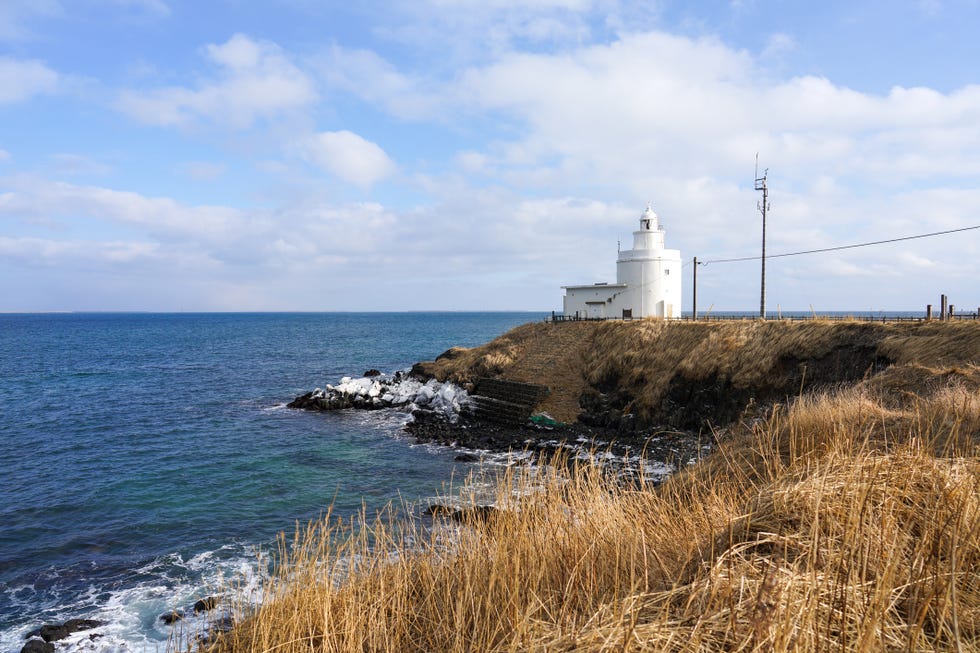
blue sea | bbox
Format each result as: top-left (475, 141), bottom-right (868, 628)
top-left (0, 312), bottom-right (545, 652)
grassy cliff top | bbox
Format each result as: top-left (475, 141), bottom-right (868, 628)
top-left (417, 319), bottom-right (980, 423)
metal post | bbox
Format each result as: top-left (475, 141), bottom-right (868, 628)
top-left (692, 256), bottom-right (698, 321)
top-left (926, 304), bottom-right (932, 320)
top-left (754, 157), bottom-right (769, 319)
top-left (941, 294), bottom-right (947, 321)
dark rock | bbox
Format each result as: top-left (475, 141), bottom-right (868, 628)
top-left (409, 362), bottom-right (434, 381)
top-left (423, 503), bottom-right (456, 517)
top-left (20, 640), bottom-right (54, 653)
top-left (363, 369), bottom-right (382, 377)
top-left (194, 596), bottom-right (219, 613)
top-left (286, 391), bottom-right (316, 409)
top-left (424, 504), bottom-right (502, 525)
top-left (453, 505), bottom-right (502, 525)
top-left (618, 413), bottom-right (637, 433)
top-left (659, 373), bottom-right (748, 430)
top-left (64, 619), bottom-right (104, 635)
top-left (25, 626), bottom-right (67, 643)
top-left (26, 619), bottom-right (104, 643)
top-left (454, 453), bottom-right (480, 462)
top-left (160, 610), bottom-right (184, 624)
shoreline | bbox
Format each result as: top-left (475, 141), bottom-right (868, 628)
top-left (15, 317), bottom-right (979, 653)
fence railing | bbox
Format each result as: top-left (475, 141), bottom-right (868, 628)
top-left (546, 312), bottom-right (980, 324)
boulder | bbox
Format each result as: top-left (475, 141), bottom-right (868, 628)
top-left (20, 640), bottom-right (54, 653)
top-left (194, 596), bottom-right (219, 613)
top-left (424, 504), bottom-right (502, 525)
top-left (160, 610), bottom-right (184, 625)
top-left (26, 626), bottom-right (68, 643)
top-left (363, 369), bottom-right (382, 377)
top-left (409, 362), bottom-right (434, 381)
top-left (26, 619), bottom-right (104, 643)
top-left (286, 391), bottom-right (316, 409)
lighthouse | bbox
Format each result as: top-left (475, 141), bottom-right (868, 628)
top-left (562, 205), bottom-right (682, 319)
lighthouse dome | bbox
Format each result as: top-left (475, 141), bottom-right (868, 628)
top-left (639, 204), bottom-right (660, 231)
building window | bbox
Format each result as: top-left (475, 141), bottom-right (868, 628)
top-left (664, 269), bottom-right (670, 275)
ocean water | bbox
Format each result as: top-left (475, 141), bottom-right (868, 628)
top-left (0, 312), bottom-right (544, 652)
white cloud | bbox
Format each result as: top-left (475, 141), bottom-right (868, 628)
top-left (0, 175), bottom-right (405, 270)
top-left (0, 149), bottom-right (10, 162)
top-left (418, 28), bottom-right (980, 199)
top-left (455, 150), bottom-right (489, 173)
top-left (116, 33), bottom-right (316, 128)
top-left (0, 57), bottom-right (59, 103)
top-left (302, 131), bottom-right (396, 188)
top-left (0, 175), bottom-right (246, 244)
top-left (0, 236), bottom-right (159, 265)
top-left (375, 0), bottom-right (655, 63)
top-left (317, 46), bottom-right (439, 120)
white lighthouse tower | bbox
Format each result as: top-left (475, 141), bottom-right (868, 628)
top-left (562, 205), bottom-right (682, 319)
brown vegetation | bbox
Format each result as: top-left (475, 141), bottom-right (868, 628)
top-left (419, 319), bottom-right (980, 424)
top-left (206, 320), bottom-right (980, 652)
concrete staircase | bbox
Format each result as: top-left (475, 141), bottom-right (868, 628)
top-left (469, 378), bottom-right (551, 425)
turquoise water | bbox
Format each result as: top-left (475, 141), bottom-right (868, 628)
top-left (0, 312), bottom-right (543, 651)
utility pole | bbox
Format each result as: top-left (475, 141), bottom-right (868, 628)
top-left (754, 155), bottom-right (770, 319)
top-left (692, 256), bottom-right (698, 320)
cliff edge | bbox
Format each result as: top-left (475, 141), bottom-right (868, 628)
top-left (413, 319), bottom-right (980, 431)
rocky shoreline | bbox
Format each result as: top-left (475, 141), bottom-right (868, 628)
top-left (17, 596), bottom-right (228, 653)
top-left (287, 367), bottom-right (710, 474)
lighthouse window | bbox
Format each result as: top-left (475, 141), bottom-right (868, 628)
top-left (664, 269), bottom-right (670, 275)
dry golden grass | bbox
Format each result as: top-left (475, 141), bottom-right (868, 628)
top-left (207, 380), bottom-right (980, 653)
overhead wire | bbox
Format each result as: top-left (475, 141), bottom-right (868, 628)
top-left (699, 224), bottom-right (980, 265)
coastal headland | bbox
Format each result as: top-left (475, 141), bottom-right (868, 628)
top-left (219, 318), bottom-right (979, 653)
top-left (293, 318), bottom-right (980, 457)
top-left (415, 318), bottom-right (980, 423)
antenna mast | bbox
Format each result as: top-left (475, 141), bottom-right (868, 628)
top-left (754, 154), bottom-right (770, 319)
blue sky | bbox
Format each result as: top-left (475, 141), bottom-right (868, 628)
top-left (2, 0), bottom-right (979, 312)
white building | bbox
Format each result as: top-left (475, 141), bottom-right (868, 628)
top-left (562, 205), bottom-right (682, 319)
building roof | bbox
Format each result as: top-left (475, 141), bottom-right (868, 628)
top-left (560, 283), bottom-right (628, 290)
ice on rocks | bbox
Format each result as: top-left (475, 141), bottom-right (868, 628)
top-left (305, 372), bottom-right (471, 422)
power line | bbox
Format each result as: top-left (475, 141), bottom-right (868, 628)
top-left (700, 224), bottom-right (980, 265)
